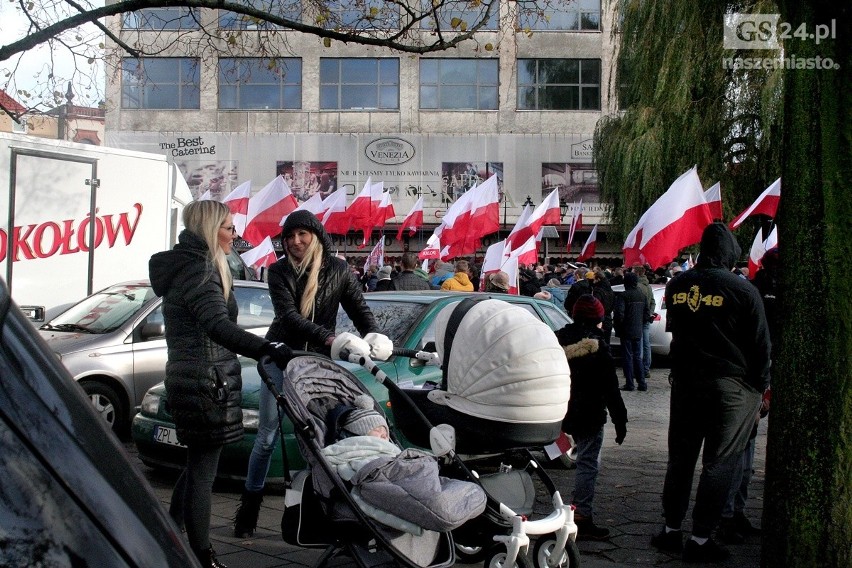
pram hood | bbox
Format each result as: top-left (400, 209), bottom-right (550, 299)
top-left (432, 298), bottom-right (571, 424)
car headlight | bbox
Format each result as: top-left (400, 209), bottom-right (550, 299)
top-left (242, 409), bottom-right (259, 431)
top-left (140, 392), bottom-right (161, 415)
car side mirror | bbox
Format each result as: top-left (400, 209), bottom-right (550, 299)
top-left (140, 322), bottom-right (165, 340)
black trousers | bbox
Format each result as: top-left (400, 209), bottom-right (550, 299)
top-left (661, 376), bottom-right (761, 537)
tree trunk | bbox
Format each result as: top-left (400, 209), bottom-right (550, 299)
top-left (762, 3), bottom-right (851, 567)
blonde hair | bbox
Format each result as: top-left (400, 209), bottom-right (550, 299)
top-left (182, 200), bottom-right (233, 299)
top-left (288, 234), bottom-right (323, 317)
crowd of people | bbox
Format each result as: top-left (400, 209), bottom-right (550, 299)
top-left (151, 214), bottom-right (774, 566)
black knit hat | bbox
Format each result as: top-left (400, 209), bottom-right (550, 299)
top-left (280, 210), bottom-right (333, 253)
top-left (572, 294), bottom-right (605, 324)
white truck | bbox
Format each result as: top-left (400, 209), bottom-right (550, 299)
top-left (0, 132), bottom-right (192, 321)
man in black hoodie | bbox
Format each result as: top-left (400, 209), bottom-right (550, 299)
top-left (651, 222), bottom-right (770, 563)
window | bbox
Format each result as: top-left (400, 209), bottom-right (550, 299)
top-left (518, 0), bottom-right (601, 31)
top-left (319, 0), bottom-right (399, 30)
top-left (123, 8), bottom-right (200, 30)
top-left (320, 58), bottom-right (399, 110)
top-left (219, 58), bottom-right (302, 109)
top-left (219, 0), bottom-right (301, 29)
top-left (121, 58), bottom-right (200, 110)
top-left (517, 59), bottom-right (601, 110)
top-left (420, 59), bottom-right (498, 110)
top-left (420, 0), bottom-right (498, 31)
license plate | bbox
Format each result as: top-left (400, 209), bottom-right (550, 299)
top-left (153, 425), bottom-right (185, 447)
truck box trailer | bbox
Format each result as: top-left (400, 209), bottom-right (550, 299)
top-left (1, 133), bottom-right (191, 321)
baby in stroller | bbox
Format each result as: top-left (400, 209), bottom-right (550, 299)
top-left (321, 394), bottom-right (487, 536)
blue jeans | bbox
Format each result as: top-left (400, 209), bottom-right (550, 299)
top-left (722, 436), bottom-right (757, 518)
top-left (244, 361), bottom-right (284, 493)
top-left (641, 322), bottom-right (652, 376)
top-left (621, 338), bottom-right (644, 389)
top-left (572, 428), bottom-right (605, 518)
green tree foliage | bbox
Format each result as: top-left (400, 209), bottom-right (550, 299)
top-left (594, 0), bottom-right (782, 241)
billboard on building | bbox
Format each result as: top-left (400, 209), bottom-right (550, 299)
top-left (275, 161), bottom-right (338, 201)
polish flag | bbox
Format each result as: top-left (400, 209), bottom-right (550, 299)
top-left (434, 187), bottom-right (475, 246)
top-left (729, 177), bottom-right (781, 230)
top-left (468, 175), bottom-right (501, 236)
top-left (240, 236), bottom-right (279, 270)
top-left (198, 189), bottom-right (213, 201)
top-left (279, 192), bottom-right (324, 226)
top-left (501, 255), bottom-right (520, 295)
top-left (223, 180), bottom-right (252, 235)
top-left (396, 196), bottom-right (424, 240)
top-left (418, 233), bottom-right (441, 260)
top-left (479, 239), bottom-right (507, 290)
top-left (704, 182), bottom-right (723, 221)
top-left (622, 207), bottom-right (649, 266)
top-left (566, 200), bottom-right (584, 250)
top-left (507, 204), bottom-right (532, 243)
top-left (506, 235), bottom-right (538, 266)
top-left (372, 190), bottom-right (395, 227)
top-left (242, 176), bottom-right (298, 246)
top-left (764, 224), bottom-right (778, 251)
top-left (635, 166), bottom-right (713, 269)
top-left (747, 227), bottom-right (765, 279)
top-left (577, 224), bottom-right (598, 263)
top-left (505, 188), bottom-right (561, 248)
top-left (348, 178), bottom-right (383, 243)
top-left (320, 186), bottom-right (351, 235)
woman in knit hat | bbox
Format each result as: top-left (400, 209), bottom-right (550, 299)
top-left (234, 210), bottom-right (392, 537)
top-left (555, 294), bottom-right (628, 542)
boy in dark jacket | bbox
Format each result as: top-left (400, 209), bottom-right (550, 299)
top-left (556, 295), bottom-right (628, 541)
top-left (613, 272), bottom-right (651, 390)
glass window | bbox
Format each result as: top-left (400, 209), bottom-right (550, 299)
top-left (336, 301), bottom-right (429, 344)
top-left (419, 59), bottom-right (498, 110)
top-left (518, 0), bottom-right (600, 31)
top-left (121, 58), bottom-right (200, 110)
top-left (517, 59), bottom-right (601, 110)
top-left (420, 0), bottom-right (499, 31)
top-left (320, 58), bottom-right (399, 110)
top-left (219, 0), bottom-right (301, 29)
top-left (319, 0), bottom-right (399, 30)
top-left (219, 58), bottom-right (302, 109)
top-left (123, 8), bottom-right (200, 30)
top-left (234, 286), bottom-right (275, 329)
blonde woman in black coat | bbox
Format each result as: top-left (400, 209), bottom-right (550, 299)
top-left (149, 200), bottom-right (290, 568)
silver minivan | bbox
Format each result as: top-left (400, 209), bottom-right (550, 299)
top-left (39, 280), bottom-right (274, 434)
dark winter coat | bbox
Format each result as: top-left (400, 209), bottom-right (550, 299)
top-left (374, 278), bottom-right (395, 292)
top-left (393, 270), bottom-right (432, 291)
top-left (266, 216), bottom-right (377, 354)
top-left (666, 222), bottom-right (771, 392)
top-left (556, 323), bottom-right (627, 439)
top-left (564, 279), bottom-right (592, 315)
top-left (149, 230), bottom-right (268, 447)
top-left (613, 274), bottom-right (650, 340)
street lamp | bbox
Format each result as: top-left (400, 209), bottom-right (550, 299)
top-left (559, 198), bottom-right (570, 221)
top-left (523, 195), bottom-right (535, 207)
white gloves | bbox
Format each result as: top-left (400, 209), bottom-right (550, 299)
top-left (363, 332), bottom-right (394, 361)
top-left (330, 332), bottom-right (371, 360)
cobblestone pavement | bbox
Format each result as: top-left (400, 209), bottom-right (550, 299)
top-left (126, 368), bottom-right (766, 568)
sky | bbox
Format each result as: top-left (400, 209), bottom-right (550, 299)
top-left (0, 2), bottom-right (105, 109)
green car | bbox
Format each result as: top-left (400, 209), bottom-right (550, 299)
top-left (131, 290), bottom-right (572, 480)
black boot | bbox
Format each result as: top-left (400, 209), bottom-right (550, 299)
top-left (233, 489), bottom-right (264, 538)
top-left (195, 546), bottom-right (228, 568)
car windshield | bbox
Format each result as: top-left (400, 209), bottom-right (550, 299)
top-left (41, 284), bottom-right (156, 334)
top-left (336, 299), bottom-right (429, 344)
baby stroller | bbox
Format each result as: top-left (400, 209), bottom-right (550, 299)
top-left (257, 351), bottom-right (486, 568)
top-left (340, 297), bottom-right (580, 568)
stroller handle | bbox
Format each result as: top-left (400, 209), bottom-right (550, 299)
top-left (392, 347), bottom-right (421, 358)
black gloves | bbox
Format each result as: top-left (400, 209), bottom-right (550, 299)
top-left (614, 422), bottom-right (627, 445)
top-left (263, 341), bottom-right (293, 369)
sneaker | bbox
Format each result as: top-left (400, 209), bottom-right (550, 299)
top-left (716, 518), bottom-right (745, 544)
top-left (575, 516), bottom-right (610, 541)
top-left (732, 511), bottom-right (761, 535)
top-left (651, 528), bottom-right (683, 553)
top-left (682, 538), bottom-right (730, 563)
top-left (644, 372), bottom-right (651, 379)
top-left (621, 385), bottom-right (635, 391)
top-left (638, 385), bottom-right (648, 391)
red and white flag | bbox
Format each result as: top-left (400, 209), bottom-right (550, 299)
top-left (501, 255), bottom-right (520, 295)
top-left (567, 200), bottom-right (584, 250)
top-left (747, 227), bottom-right (765, 279)
top-left (505, 188), bottom-right (561, 248)
top-left (280, 192), bottom-right (324, 226)
top-left (764, 224), bottom-right (778, 251)
top-left (577, 224), bottom-right (598, 263)
top-left (396, 196), bottom-right (424, 240)
top-left (418, 233), bottom-right (442, 260)
top-left (240, 236), bottom-right (279, 270)
top-left (704, 182), bottom-right (723, 221)
top-left (365, 236), bottom-right (386, 269)
top-left (223, 180), bottom-right (252, 235)
top-left (629, 166), bottom-right (713, 269)
top-left (468, 175), bottom-right (501, 236)
top-left (320, 186), bottom-right (351, 235)
top-left (729, 177), bottom-right (781, 230)
top-left (507, 204), bottom-right (532, 243)
top-left (349, 178), bottom-right (384, 246)
top-left (242, 176), bottom-right (298, 245)
top-left (372, 190), bottom-right (395, 227)
top-left (506, 235), bottom-right (538, 267)
top-left (479, 239), bottom-right (507, 290)
top-left (434, 187), bottom-right (475, 245)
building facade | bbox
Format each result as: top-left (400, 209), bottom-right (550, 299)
top-left (104, 1), bottom-right (618, 260)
